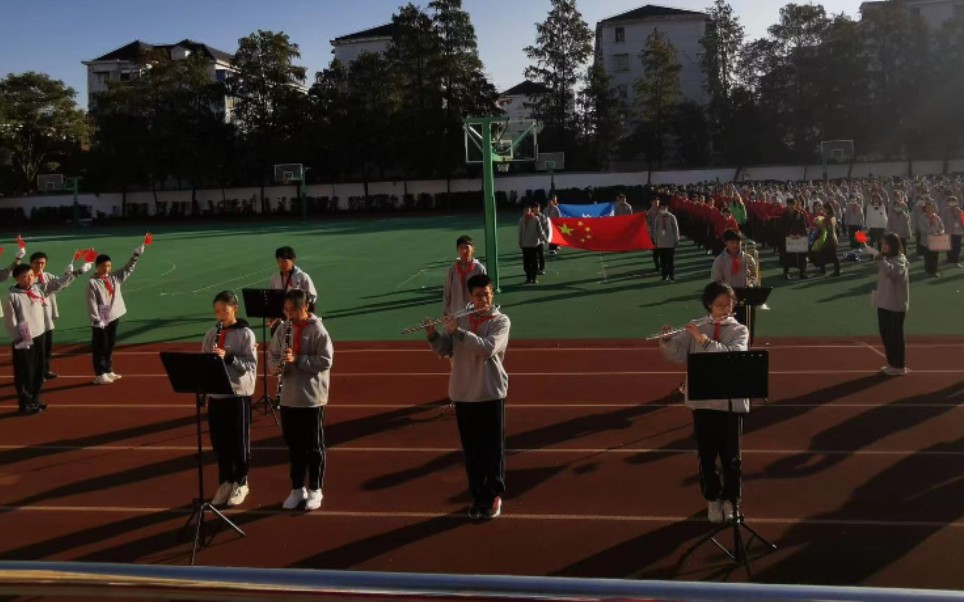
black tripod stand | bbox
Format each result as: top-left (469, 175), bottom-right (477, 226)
top-left (684, 350), bottom-right (777, 578)
top-left (242, 288), bottom-right (284, 425)
top-left (160, 352), bottom-right (246, 565)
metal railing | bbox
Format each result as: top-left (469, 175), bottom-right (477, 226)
top-left (1, 562), bottom-right (963, 602)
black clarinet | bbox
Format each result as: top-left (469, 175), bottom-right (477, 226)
top-left (213, 320), bottom-right (224, 351)
top-left (276, 321), bottom-right (293, 404)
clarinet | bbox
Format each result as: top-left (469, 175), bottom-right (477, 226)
top-left (276, 321), bottom-right (293, 403)
top-left (213, 320), bottom-right (224, 352)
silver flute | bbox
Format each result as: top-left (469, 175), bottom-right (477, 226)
top-left (276, 322), bottom-right (293, 402)
top-left (400, 304), bottom-right (490, 334)
top-left (644, 316), bottom-right (716, 341)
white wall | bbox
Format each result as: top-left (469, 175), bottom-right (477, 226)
top-left (3, 159), bottom-right (961, 216)
top-left (332, 40), bottom-right (390, 65)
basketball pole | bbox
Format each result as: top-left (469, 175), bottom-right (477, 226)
top-left (465, 116), bottom-right (501, 293)
top-left (65, 177), bottom-right (82, 226)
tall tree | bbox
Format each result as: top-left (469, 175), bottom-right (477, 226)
top-left (229, 30), bottom-right (307, 208)
top-left (577, 62), bottom-right (623, 169)
top-left (524, 0), bottom-right (593, 155)
top-left (0, 72), bottom-right (87, 194)
top-left (634, 29), bottom-right (682, 170)
top-left (700, 0), bottom-right (744, 162)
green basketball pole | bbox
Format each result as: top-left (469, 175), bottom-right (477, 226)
top-left (465, 116), bottom-right (502, 292)
top-left (65, 177), bottom-right (82, 226)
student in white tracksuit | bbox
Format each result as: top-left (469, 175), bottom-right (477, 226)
top-left (86, 245), bottom-right (145, 384)
top-left (865, 197), bottom-right (888, 251)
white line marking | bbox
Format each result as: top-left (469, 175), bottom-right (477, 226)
top-left (597, 253), bottom-right (608, 283)
top-left (0, 505), bottom-right (960, 528)
top-left (1, 403), bottom-right (958, 410)
top-left (123, 261), bottom-right (177, 294)
top-left (190, 266), bottom-right (279, 294)
top-left (857, 340), bottom-right (887, 359)
top-left (0, 444), bottom-right (959, 457)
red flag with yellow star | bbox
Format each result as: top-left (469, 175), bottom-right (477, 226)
top-left (549, 213), bottom-right (654, 252)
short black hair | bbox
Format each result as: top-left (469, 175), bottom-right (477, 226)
top-left (456, 235), bottom-right (474, 248)
top-left (882, 232), bottom-right (904, 257)
top-left (722, 229), bottom-right (743, 243)
top-left (284, 288), bottom-right (308, 310)
top-left (12, 264), bottom-right (31, 279)
top-left (701, 281), bottom-right (735, 313)
top-left (95, 254), bottom-right (111, 266)
top-left (466, 273), bottom-right (493, 293)
top-left (529, 201), bottom-right (541, 209)
top-left (29, 252), bottom-right (47, 263)
top-left (213, 290), bottom-right (238, 306)
top-left (275, 246), bottom-right (296, 260)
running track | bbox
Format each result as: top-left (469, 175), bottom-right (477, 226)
top-left (0, 338), bottom-right (961, 587)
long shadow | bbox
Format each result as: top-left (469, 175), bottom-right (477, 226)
top-left (754, 380), bottom-right (964, 479)
top-left (289, 511), bottom-right (465, 569)
top-left (550, 511), bottom-right (707, 579)
top-left (625, 374), bottom-right (887, 469)
top-left (363, 394), bottom-right (677, 494)
top-left (753, 435), bottom-right (964, 585)
top-left (0, 381), bottom-right (99, 403)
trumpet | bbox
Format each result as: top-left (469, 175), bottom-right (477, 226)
top-left (743, 239), bottom-right (761, 287)
top-left (644, 316), bottom-right (716, 341)
top-left (400, 304), bottom-right (493, 334)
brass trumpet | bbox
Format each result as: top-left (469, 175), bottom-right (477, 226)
top-left (400, 304), bottom-right (493, 334)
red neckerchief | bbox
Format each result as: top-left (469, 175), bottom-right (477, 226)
top-left (100, 275), bottom-right (114, 298)
top-left (23, 287), bottom-right (47, 306)
top-left (218, 326), bottom-right (230, 349)
top-left (524, 214), bottom-right (532, 223)
top-left (728, 250), bottom-right (741, 275)
top-left (455, 260), bottom-right (474, 292)
top-left (713, 321), bottom-right (721, 342)
top-left (36, 272), bottom-right (45, 285)
top-left (469, 311), bottom-right (495, 334)
top-left (291, 317), bottom-right (311, 355)
top-left (282, 270), bottom-right (293, 291)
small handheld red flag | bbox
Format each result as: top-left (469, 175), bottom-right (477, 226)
top-left (855, 231), bottom-right (868, 245)
top-left (84, 248), bottom-right (98, 263)
top-left (17, 235), bottom-right (25, 249)
top-left (144, 232), bottom-right (153, 246)
top-left (73, 249), bottom-right (84, 261)
top-left (0, 247), bottom-right (4, 256)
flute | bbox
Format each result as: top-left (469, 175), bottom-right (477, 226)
top-left (644, 316), bottom-right (716, 341)
top-left (400, 305), bottom-right (491, 334)
top-left (276, 322), bottom-right (293, 403)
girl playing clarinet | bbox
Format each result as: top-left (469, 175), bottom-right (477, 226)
top-left (201, 291), bottom-right (258, 506)
top-left (658, 282), bottom-right (749, 524)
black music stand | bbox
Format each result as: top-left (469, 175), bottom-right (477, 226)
top-left (159, 352), bottom-right (246, 566)
top-left (684, 350), bottom-right (776, 578)
top-left (733, 287), bottom-right (772, 347)
top-left (242, 288), bottom-right (284, 425)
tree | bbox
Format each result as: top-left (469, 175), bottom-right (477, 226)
top-left (229, 30), bottom-right (307, 208)
top-left (524, 0), bottom-right (593, 155)
top-left (633, 29), bottom-right (682, 171)
top-left (577, 62), bottom-right (623, 169)
top-left (700, 0), bottom-right (744, 162)
top-left (0, 72), bottom-right (87, 195)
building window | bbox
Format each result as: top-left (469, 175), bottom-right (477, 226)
top-left (615, 27), bottom-right (625, 43)
top-left (216, 69), bottom-right (228, 83)
top-left (613, 54), bottom-right (630, 72)
top-left (909, 6), bottom-right (921, 19)
top-left (119, 71), bottom-right (132, 82)
top-left (616, 84), bottom-right (628, 101)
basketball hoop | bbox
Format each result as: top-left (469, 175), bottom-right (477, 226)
top-left (496, 163), bottom-right (510, 173)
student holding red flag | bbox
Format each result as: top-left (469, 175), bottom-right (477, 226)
top-left (85, 236), bottom-right (148, 385)
top-left (29, 250), bottom-right (90, 380)
top-left (0, 244), bottom-right (27, 323)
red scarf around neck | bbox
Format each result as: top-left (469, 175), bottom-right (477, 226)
top-left (23, 287), bottom-right (47, 306)
top-left (728, 250), bottom-right (741, 275)
top-left (469, 311), bottom-right (495, 334)
top-left (455, 260), bottom-right (474, 292)
top-left (291, 317), bottom-right (311, 355)
top-left (100, 275), bottom-right (114, 298)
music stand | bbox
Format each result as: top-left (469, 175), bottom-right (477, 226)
top-left (242, 288), bottom-right (284, 425)
top-left (733, 287), bottom-right (772, 347)
top-left (159, 352), bottom-right (246, 566)
top-left (684, 350), bottom-right (776, 578)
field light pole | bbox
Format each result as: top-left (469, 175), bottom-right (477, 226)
top-left (464, 116), bottom-right (503, 292)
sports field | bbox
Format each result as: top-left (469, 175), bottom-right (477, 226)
top-left (3, 212), bottom-right (962, 345)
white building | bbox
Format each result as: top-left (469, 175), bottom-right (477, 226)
top-left (497, 80), bottom-right (550, 122)
top-left (83, 40), bottom-right (236, 119)
top-left (860, 0), bottom-right (964, 29)
top-left (330, 24), bottom-right (393, 65)
top-left (595, 5), bottom-right (709, 108)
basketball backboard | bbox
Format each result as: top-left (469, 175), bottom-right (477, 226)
top-left (37, 174), bottom-right (64, 192)
top-left (465, 119), bottom-right (538, 165)
top-left (820, 140), bottom-right (855, 164)
top-left (536, 152), bottom-right (565, 172)
top-left (273, 163), bottom-right (304, 183)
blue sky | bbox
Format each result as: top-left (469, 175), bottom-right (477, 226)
top-left (0, 0), bottom-right (866, 108)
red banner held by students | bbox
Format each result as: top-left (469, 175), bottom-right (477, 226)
top-left (549, 213), bottom-right (654, 252)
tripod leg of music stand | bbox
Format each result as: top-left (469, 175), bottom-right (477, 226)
top-left (741, 522), bottom-right (778, 551)
top-left (190, 504), bottom-right (206, 566)
top-left (205, 502), bottom-right (246, 537)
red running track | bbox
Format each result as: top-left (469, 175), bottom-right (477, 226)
top-left (0, 337), bottom-right (961, 588)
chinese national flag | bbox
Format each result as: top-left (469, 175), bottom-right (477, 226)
top-left (549, 213), bottom-right (654, 252)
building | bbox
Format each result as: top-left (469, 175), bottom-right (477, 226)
top-left (497, 80), bottom-right (550, 122)
top-left (330, 24), bottom-right (393, 66)
top-left (860, 0), bottom-right (964, 29)
top-left (595, 5), bottom-right (709, 108)
top-left (83, 40), bottom-right (236, 119)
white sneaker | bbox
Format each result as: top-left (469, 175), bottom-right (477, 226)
top-left (884, 366), bottom-right (908, 376)
top-left (227, 482), bottom-right (249, 507)
top-left (721, 499), bottom-right (736, 523)
top-left (305, 488), bottom-right (323, 511)
top-left (107, 372), bottom-right (122, 381)
top-left (211, 482), bottom-right (232, 506)
top-left (707, 499), bottom-right (724, 524)
top-left (92, 374), bottom-right (113, 385)
top-left (282, 487), bottom-right (307, 510)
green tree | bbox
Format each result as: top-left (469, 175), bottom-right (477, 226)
top-left (577, 62), bottom-right (623, 169)
top-left (229, 30), bottom-right (307, 208)
top-left (0, 72), bottom-right (87, 195)
top-left (524, 0), bottom-right (593, 155)
top-left (634, 29), bottom-right (682, 171)
top-left (700, 0), bottom-right (744, 162)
